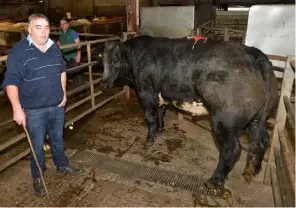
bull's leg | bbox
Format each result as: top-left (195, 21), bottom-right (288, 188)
top-left (206, 121), bottom-right (241, 189)
top-left (243, 120), bottom-right (270, 183)
top-left (156, 105), bottom-right (166, 132)
top-left (138, 91), bottom-right (158, 147)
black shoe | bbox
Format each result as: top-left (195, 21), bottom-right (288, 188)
top-left (57, 166), bottom-right (81, 176)
top-left (33, 178), bottom-right (46, 197)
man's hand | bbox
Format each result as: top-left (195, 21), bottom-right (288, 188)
top-left (13, 107), bottom-right (26, 127)
top-left (75, 54), bottom-right (81, 63)
top-left (58, 91), bottom-right (67, 107)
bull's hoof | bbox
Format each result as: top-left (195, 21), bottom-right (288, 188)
top-left (144, 138), bottom-right (155, 147)
top-left (204, 179), bottom-right (221, 190)
top-left (243, 160), bottom-right (256, 184)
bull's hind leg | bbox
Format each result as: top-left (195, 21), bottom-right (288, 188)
top-left (243, 120), bottom-right (270, 183)
top-left (206, 121), bottom-right (241, 189)
top-left (157, 105), bottom-right (166, 132)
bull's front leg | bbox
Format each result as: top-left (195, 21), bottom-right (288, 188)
top-left (138, 91), bottom-right (158, 147)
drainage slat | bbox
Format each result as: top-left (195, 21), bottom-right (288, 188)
top-left (70, 150), bottom-right (218, 197)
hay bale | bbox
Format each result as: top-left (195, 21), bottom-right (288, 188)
top-left (69, 18), bottom-right (91, 26)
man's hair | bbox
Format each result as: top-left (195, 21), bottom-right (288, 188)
top-left (28, 13), bottom-right (49, 24)
top-left (60, 18), bottom-right (69, 23)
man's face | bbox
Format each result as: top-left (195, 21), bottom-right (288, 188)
top-left (28, 18), bottom-right (50, 46)
top-left (60, 20), bottom-right (68, 32)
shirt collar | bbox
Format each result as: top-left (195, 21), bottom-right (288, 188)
top-left (27, 34), bottom-right (54, 50)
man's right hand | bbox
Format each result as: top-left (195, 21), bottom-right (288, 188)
top-left (13, 107), bottom-right (26, 127)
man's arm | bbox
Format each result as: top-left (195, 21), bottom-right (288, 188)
top-left (58, 72), bottom-right (67, 107)
top-left (2, 51), bottom-right (26, 126)
top-left (74, 38), bottom-right (81, 63)
top-left (6, 85), bottom-right (26, 126)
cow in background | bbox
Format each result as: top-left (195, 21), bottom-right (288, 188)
top-left (102, 35), bottom-right (278, 189)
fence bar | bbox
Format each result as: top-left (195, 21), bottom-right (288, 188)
top-left (0, 133), bottom-right (25, 152)
top-left (283, 95), bottom-right (295, 130)
top-left (0, 118), bottom-right (13, 128)
top-left (67, 60), bottom-right (98, 73)
top-left (50, 32), bottom-right (115, 37)
top-left (0, 148), bottom-right (30, 172)
top-left (64, 90), bottom-right (125, 128)
top-left (67, 77), bottom-right (102, 96)
top-left (264, 56), bottom-right (295, 185)
top-left (278, 129), bottom-right (295, 191)
top-left (271, 164), bottom-right (282, 207)
top-left (267, 55), bottom-right (287, 62)
top-left (65, 91), bottom-right (103, 113)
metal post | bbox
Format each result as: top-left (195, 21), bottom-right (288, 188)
top-left (126, 0), bottom-right (139, 35)
top-left (87, 43), bottom-right (95, 108)
top-left (224, 27), bottom-right (229, 41)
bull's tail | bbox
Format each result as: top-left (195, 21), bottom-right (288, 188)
top-left (256, 59), bottom-right (272, 140)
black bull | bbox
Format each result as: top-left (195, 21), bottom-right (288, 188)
top-left (102, 36), bottom-right (278, 189)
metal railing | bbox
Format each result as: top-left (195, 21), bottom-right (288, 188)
top-left (198, 20), bottom-right (246, 43)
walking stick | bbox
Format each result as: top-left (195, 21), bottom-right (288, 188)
top-left (23, 125), bottom-right (49, 195)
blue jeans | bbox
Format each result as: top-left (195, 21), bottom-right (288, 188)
top-left (24, 105), bottom-right (69, 179)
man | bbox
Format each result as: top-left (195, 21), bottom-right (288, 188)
top-left (2, 13), bottom-right (80, 197)
top-left (57, 18), bottom-right (83, 87)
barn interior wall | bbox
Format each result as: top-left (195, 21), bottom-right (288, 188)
top-left (43, 0), bottom-right (151, 21)
top-left (0, 4), bottom-right (44, 22)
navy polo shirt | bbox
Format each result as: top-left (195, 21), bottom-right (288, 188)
top-left (2, 36), bottom-right (67, 109)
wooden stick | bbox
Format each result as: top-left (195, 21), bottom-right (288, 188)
top-left (23, 125), bottom-right (49, 195)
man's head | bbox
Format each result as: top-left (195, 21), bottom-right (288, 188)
top-left (27, 13), bottom-right (50, 46)
top-left (60, 18), bottom-right (69, 32)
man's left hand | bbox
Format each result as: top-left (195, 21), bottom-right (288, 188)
top-left (58, 92), bottom-right (67, 107)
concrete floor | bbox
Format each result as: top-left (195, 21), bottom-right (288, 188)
top-left (0, 90), bottom-right (275, 207)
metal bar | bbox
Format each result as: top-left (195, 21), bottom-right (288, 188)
top-left (65, 91), bottom-right (102, 113)
top-left (278, 129), bottom-right (295, 191)
top-left (0, 118), bottom-right (13, 128)
top-left (0, 148), bottom-right (30, 172)
top-left (60, 36), bottom-right (121, 50)
top-left (50, 32), bottom-right (116, 37)
top-left (283, 95), bottom-right (295, 130)
top-left (67, 60), bottom-right (99, 73)
top-left (67, 77), bottom-right (102, 96)
top-left (0, 133), bottom-right (25, 152)
top-left (87, 43), bottom-right (95, 108)
top-left (84, 72), bottom-right (102, 76)
top-left (202, 26), bottom-right (245, 34)
top-left (64, 90), bottom-right (125, 128)
top-left (267, 55), bottom-right (287, 62)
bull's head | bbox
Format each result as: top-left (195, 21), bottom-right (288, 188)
top-left (102, 40), bottom-right (128, 88)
